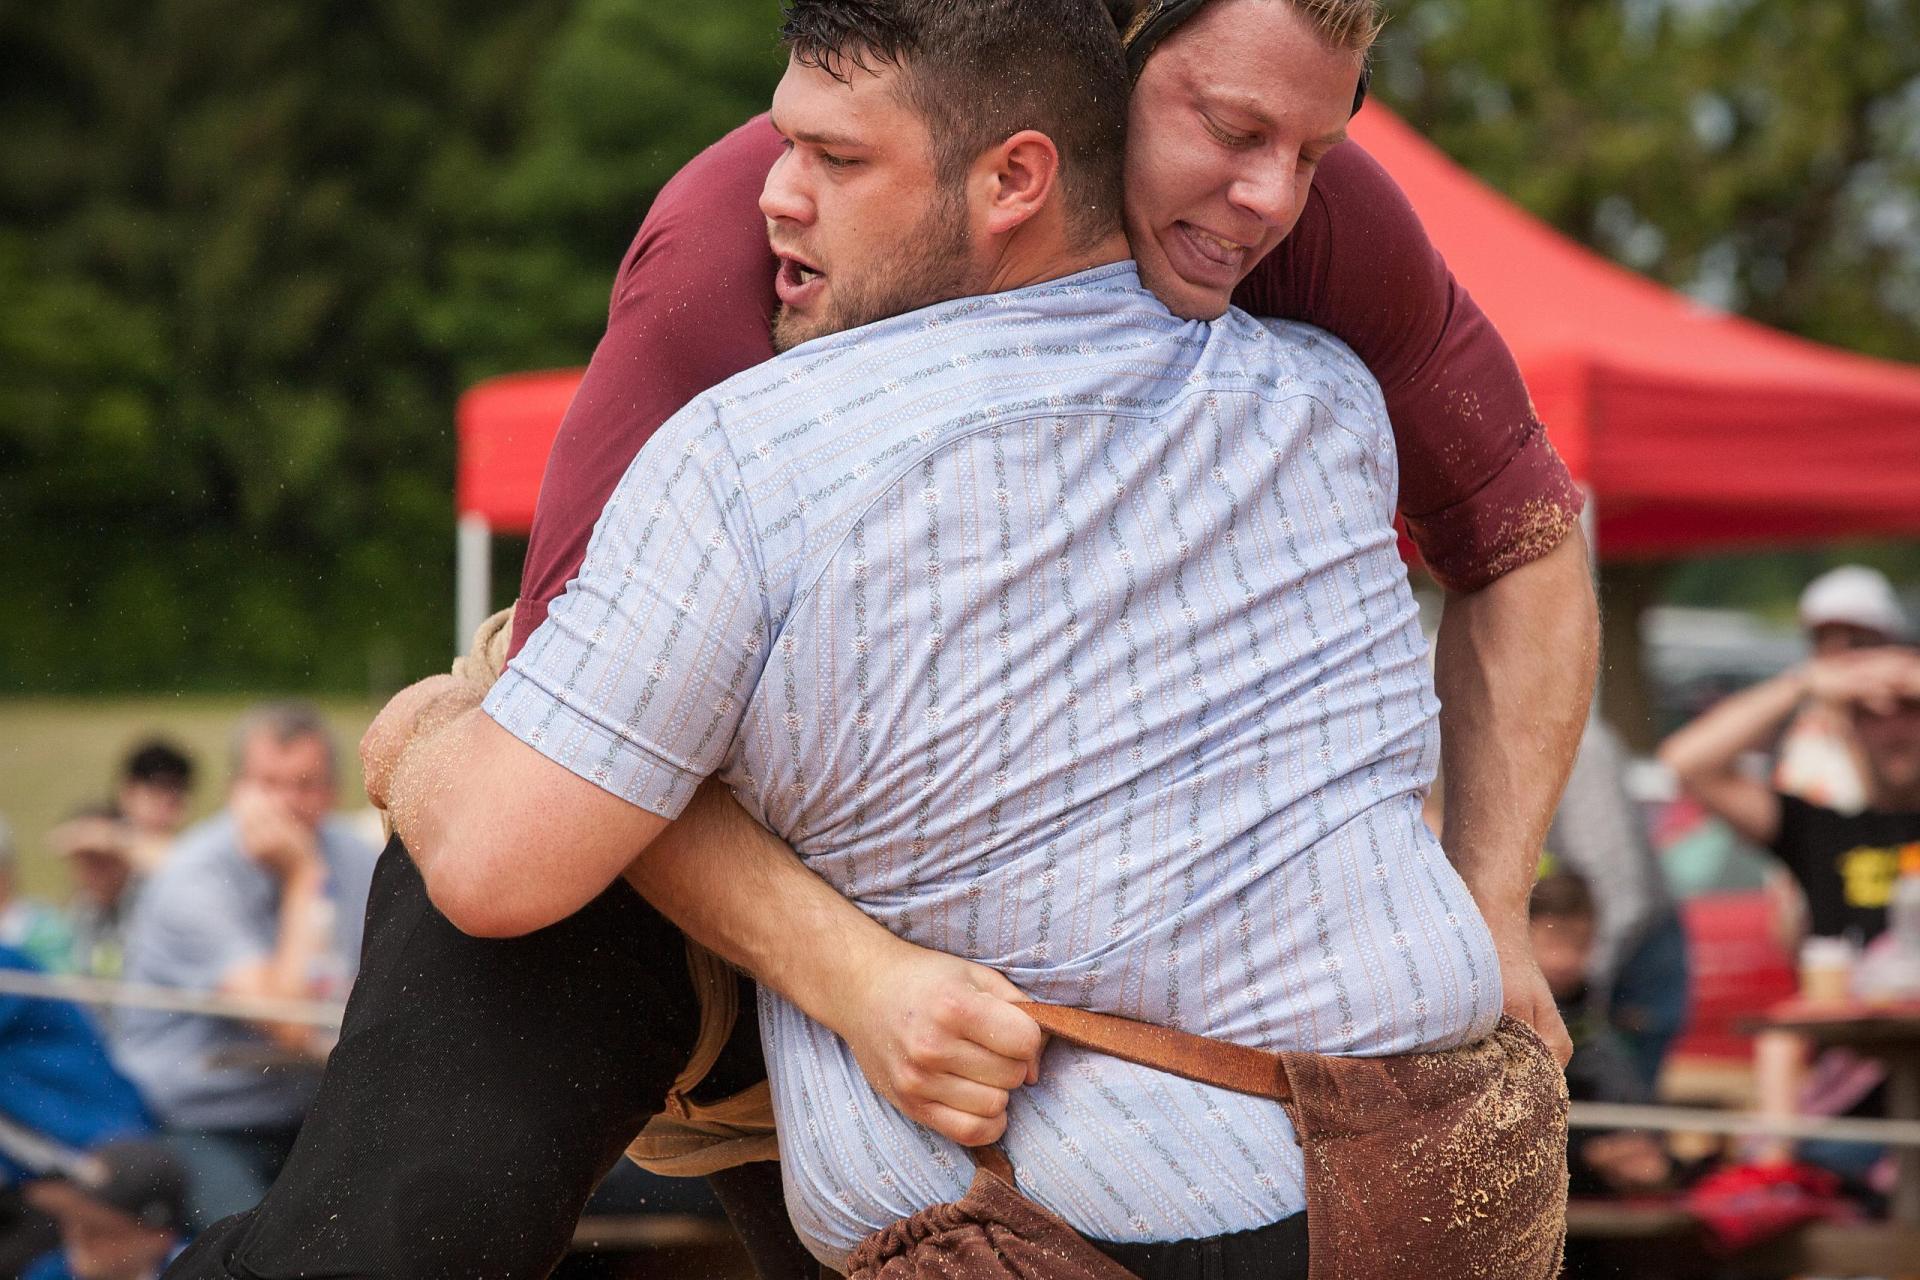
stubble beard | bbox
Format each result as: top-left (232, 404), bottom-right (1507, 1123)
top-left (771, 191), bottom-right (974, 354)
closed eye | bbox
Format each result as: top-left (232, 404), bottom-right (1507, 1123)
top-left (1205, 119), bottom-right (1260, 149)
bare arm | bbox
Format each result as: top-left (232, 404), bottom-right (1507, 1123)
top-left (624, 781), bottom-right (1043, 1146)
top-left (363, 676), bottom-right (1043, 1144)
top-left (381, 692), bottom-right (670, 938)
top-left (1435, 528), bottom-right (1598, 1065)
top-left (1656, 668), bottom-right (1801, 845)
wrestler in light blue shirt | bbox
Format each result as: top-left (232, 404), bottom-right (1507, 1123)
top-left (489, 262), bottom-right (1501, 1265)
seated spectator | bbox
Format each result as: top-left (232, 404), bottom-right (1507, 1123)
top-left (1, 815), bottom-right (73, 974)
top-left (21, 1140), bottom-right (188, 1280)
top-left (0, 945), bottom-right (153, 1276)
top-left (1532, 869), bottom-right (1674, 1197)
top-left (113, 703), bottom-right (377, 1228)
top-left (50, 809), bottom-right (142, 983)
top-left (113, 741), bottom-right (195, 873)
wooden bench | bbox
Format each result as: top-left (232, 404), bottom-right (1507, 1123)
top-left (1566, 1200), bottom-right (1920, 1279)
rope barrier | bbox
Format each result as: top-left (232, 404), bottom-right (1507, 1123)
top-left (0, 969), bottom-right (344, 1029)
top-left (6, 970), bottom-right (1920, 1149)
top-left (1567, 1100), bottom-right (1920, 1149)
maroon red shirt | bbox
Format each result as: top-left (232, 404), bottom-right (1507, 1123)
top-left (508, 115), bottom-right (1580, 660)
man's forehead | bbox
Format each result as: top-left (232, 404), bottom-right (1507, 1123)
top-left (770, 54), bottom-right (918, 145)
top-left (1150, 8), bottom-right (1361, 133)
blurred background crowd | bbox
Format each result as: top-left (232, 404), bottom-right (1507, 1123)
top-left (3, 566), bottom-right (1916, 1278)
top-left (4, 1), bottom-right (1920, 1278)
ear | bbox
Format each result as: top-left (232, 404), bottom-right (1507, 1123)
top-left (977, 129), bottom-right (1062, 237)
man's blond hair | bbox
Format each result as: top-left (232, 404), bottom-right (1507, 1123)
top-left (1287, 0), bottom-right (1385, 51)
top-left (1114, 0), bottom-right (1384, 55)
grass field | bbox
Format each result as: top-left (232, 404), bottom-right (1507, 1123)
top-left (0, 697), bottom-right (383, 899)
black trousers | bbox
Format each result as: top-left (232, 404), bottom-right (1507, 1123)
top-left (163, 838), bottom-right (1307, 1280)
top-left (1096, 1211), bottom-right (1309, 1280)
top-left (164, 836), bottom-right (814, 1280)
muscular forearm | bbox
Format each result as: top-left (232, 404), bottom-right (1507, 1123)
top-left (384, 690), bottom-right (668, 937)
top-left (624, 781), bottom-right (1044, 1145)
top-left (1435, 529), bottom-right (1598, 920)
top-left (621, 779), bottom-right (911, 1036)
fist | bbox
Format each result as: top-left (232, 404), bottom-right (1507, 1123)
top-left (360, 673), bottom-right (481, 810)
top-left (842, 950), bottom-right (1045, 1148)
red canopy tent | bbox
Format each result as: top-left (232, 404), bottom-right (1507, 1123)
top-left (451, 105), bottom-right (1920, 645)
top-left (1344, 105), bottom-right (1920, 560)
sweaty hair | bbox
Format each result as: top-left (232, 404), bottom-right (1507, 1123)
top-left (780, 0), bottom-right (1129, 248)
top-left (122, 738), bottom-right (195, 791)
top-left (1105, 0), bottom-right (1385, 53)
top-left (1529, 869), bottom-right (1596, 923)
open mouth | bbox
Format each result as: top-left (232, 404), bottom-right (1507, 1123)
top-left (774, 252), bottom-right (828, 308)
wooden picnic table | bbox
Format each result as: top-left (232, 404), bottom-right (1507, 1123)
top-left (1755, 998), bottom-right (1920, 1226)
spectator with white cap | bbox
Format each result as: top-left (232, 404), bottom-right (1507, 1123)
top-left (1800, 564), bottom-right (1913, 654)
top-left (1661, 636), bottom-right (1920, 1176)
top-left (1778, 565), bottom-right (1914, 813)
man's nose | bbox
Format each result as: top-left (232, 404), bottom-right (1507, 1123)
top-left (759, 152), bottom-right (814, 226)
top-left (1227, 154), bottom-right (1301, 229)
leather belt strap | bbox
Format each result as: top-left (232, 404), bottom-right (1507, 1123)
top-left (1012, 1002), bottom-right (1293, 1103)
top-left (969, 1002), bottom-right (1294, 1187)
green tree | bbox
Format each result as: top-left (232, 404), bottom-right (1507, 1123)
top-left (0, 0), bottom-right (782, 694)
top-left (1374, 0), bottom-right (1920, 361)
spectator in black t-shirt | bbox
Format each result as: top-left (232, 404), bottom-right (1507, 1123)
top-left (1661, 644), bottom-right (1920, 1177)
top-left (1660, 645), bottom-right (1920, 943)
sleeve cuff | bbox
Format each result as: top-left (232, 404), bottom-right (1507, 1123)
top-left (1405, 424), bottom-right (1585, 593)
top-left (484, 666), bottom-right (706, 821)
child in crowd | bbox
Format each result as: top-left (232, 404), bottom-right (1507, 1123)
top-left (1531, 867), bottom-right (1675, 1196)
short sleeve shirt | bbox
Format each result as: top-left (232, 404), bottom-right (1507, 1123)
top-left (113, 812), bottom-right (378, 1130)
top-left (1770, 795), bottom-right (1920, 940)
top-left (506, 116), bottom-right (1581, 660)
top-left (490, 265), bottom-right (1501, 1261)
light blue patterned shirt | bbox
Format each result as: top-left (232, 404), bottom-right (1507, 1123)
top-left (489, 262), bottom-right (1502, 1264)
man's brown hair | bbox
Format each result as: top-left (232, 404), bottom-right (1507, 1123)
top-left (780, 0), bottom-right (1129, 248)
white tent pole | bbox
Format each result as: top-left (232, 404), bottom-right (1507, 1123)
top-left (456, 513), bottom-right (492, 656)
